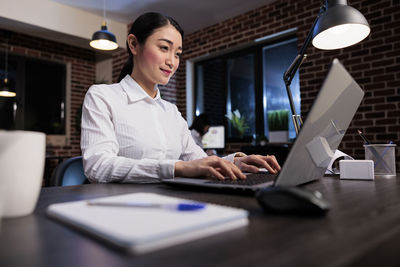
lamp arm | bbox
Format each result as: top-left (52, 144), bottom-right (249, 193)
top-left (284, 5), bottom-right (326, 84)
top-left (283, 5), bottom-right (326, 134)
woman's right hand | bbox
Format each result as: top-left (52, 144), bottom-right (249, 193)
top-left (174, 156), bottom-right (246, 180)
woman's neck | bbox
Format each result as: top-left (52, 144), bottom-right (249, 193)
top-left (130, 73), bottom-right (157, 98)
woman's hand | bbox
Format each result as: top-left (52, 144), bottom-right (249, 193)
top-left (234, 154), bottom-right (281, 174)
top-left (175, 156), bottom-right (246, 180)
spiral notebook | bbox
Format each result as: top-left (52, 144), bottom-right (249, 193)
top-left (46, 193), bottom-right (248, 254)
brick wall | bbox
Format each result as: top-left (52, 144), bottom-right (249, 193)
top-left (112, 0), bottom-right (399, 171)
top-left (171, 0), bottom-right (399, 171)
top-left (0, 29), bottom-right (96, 182)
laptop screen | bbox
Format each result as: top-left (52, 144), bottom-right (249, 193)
top-left (275, 59), bottom-right (364, 186)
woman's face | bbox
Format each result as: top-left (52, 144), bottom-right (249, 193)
top-left (130, 24), bottom-right (182, 87)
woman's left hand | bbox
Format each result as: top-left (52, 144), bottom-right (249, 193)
top-left (234, 154), bottom-right (281, 174)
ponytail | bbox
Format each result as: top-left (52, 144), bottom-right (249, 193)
top-left (118, 54), bottom-right (133, 82)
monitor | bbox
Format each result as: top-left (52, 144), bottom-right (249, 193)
top-left (202, 126), bottom-right (225, 149)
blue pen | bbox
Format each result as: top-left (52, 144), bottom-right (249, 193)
top-left (87, 201), bottom-right (206, 211)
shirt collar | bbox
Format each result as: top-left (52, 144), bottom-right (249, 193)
top-left (120, 75), bottom-right (166, 110)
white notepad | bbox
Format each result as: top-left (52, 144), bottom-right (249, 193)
top-left (47, 193), bottom-right (249, 254)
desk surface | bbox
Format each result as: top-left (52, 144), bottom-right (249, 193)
top-left (1, 176), bottom-right (400, 267)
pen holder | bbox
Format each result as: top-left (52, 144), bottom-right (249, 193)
top-left (364, 144), bottom-right (396, 178)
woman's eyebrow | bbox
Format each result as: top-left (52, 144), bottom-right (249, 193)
top-left (158, 38), bottom-right (182, 50)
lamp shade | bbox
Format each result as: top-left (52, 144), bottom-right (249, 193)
top-left (90, 23), bottom-right (118, 51)
top-left (312, 1), bottom-right (370, 50)
top-left (0, 78), bottom-right (16, 98)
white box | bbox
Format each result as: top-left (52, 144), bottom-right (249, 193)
top-left (339, 160), bottom-right (374, 180)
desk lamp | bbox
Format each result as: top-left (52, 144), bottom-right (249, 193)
top-left (283, 0), bottom-right (370, 134)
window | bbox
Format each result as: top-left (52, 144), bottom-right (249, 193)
top-left (0, 53), bottom-right (67, 138)
top-left (194, 35), bottom-right (300, 141)
top-left (226, 53), bottom-right (256, 138)
top-left (262, 38), bottom-right (300, 140)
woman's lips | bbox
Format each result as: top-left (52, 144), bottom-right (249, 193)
top-left (160, 68), bottom-right (172, 76)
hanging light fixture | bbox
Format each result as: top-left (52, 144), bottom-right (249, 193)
top-left (1, 36), bottom-right (16, 98)
top-left (89, 0), bottom-right (118, 51)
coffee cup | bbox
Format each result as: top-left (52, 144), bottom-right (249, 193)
top-left (0, 130), bottom-right (46, 218)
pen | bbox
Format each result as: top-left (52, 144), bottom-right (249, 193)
top-left (87, 201), bottom-right (206, 211)
top-left (357, 129), bottom-right (370, 144)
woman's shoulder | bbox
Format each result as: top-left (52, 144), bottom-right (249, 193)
top-left (88, 82), bottom-right (120, 93)
top-left (86, 82), bottom-right (124, 101)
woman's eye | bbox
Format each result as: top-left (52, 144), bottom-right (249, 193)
top-left (160, 46), bottom-right (168, 51)
top-left (176, 53), bottom-right (182, 58)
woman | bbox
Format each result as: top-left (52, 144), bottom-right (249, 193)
top-left (189, 113), bottom-right (210, 148)
top-left (81, 12), bottom-right (280, 183)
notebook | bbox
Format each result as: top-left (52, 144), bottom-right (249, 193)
top-left (46, 192), bottom-right (248, 254)
top-left (163, 58), bottom-right (365, 192)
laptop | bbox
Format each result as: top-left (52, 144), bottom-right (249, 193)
top-left (163, 59), bottom-right (364, 192)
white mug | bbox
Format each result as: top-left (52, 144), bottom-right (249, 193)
top-left (0, 130), bottom-right (46, 218)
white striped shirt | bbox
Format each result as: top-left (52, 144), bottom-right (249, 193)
top-left (81, 75), bottom-right (235, 183)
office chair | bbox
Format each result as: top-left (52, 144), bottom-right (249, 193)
top-left (50, 156), bottom-right (89, 186)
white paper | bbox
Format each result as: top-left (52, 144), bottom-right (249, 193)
top-left (325, 149), bottom-right (354, 174)
top-left (47, 193), bottom-right (249, 254)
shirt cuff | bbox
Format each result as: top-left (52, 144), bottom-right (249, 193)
top-left (160, 159), bottom-right (180, 179)
top-left (223, 152), bottom-right (247, 162)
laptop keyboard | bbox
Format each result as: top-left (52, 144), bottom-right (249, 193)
top-left (205, 172), bottom-right (277, 186)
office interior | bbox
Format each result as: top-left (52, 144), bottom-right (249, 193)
top-left (0, 0), bottom-right (398, 182)
top-left (1, 0), bottom-right (400, 266)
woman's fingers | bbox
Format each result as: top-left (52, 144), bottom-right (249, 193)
top-left (174, 156), bottom-right (247, 180)
top-left (213, 159), bottom-right (237, 180)
top-left (264, 155), bottom-right (281, 171)
top-left (210, 157), bottom-right (245, 180)
top-left (245, 155), bottom-right (275, 173)
top-left (239, 162), bottom-right (260, 173)
top-left (236, 154), bottom-right (281, 174)
top-left (198, 156), bottom-right (245, 180)
top-left (207, 166), bottom-right (225, 180)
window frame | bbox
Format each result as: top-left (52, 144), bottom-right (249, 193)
top-left (0, 52), bottom-right (70, 145)
top-left (193, 31), bottom-right (298, 142)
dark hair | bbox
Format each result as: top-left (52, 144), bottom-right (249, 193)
top-left (118, 12), bottom-right (184, 82)
top-left (189, 113), bottom-right (211, 136)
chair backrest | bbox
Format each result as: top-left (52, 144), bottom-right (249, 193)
top-left (51, 156), bottom-right (88, 186)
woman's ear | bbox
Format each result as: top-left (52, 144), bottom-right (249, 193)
top-left (127, 34), bottom-right (139, 55)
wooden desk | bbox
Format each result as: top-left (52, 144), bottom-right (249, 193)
top-left (1, 176), bottom-right (400, 267)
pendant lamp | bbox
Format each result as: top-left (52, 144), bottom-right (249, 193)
top-left (89, 0), bottom-right (118, 51)
top-left (0, 36), bottom-right (16, 98)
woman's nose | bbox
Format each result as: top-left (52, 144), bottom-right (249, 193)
top-left (165, 54), bottom-right (175, 69)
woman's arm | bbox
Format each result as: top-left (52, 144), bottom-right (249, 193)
top-left (81, 87), bottom-right (178, 183)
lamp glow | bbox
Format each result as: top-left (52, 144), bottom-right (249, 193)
top-left (313, 24), bottom-right (370, 50)
top-left (0, 78), bottom-right (16, 98)
top-left (90, 0), bottom-right (118, 51)
top-left (90, 25), bottom-right (119, 51)
top-left (0, 91), bottom-right (16, 97)
top-left (283, 0), bottom-right (370, 134)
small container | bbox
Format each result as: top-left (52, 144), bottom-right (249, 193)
top-left (364, 144), bottom-right (397, 178)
